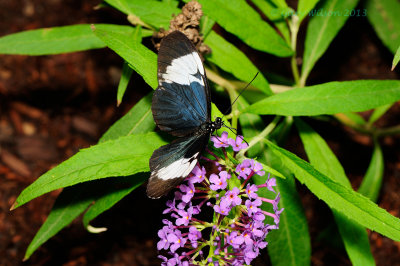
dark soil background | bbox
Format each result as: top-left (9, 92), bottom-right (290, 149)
top-left (1, 0), bottom-right (399, 265)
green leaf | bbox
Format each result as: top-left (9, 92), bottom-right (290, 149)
top-left (295, 118), bottom-right (375, 266)
top-left (358, 141), bottom-right (384, 203)
top-left (340, 112), bottom-right (367, 126)
top-left (82, 174), bottom-right (148, 228)
top-left (12, 132), bottom-right (167, 209)
top-left (83, 94), bottom-right (156, 227)
top-left (263, 127), bottom-right (311, 266)
top-left (270, 0), bottom-right (288, 9)
top-left (368, 104), bottom-right (392, 125)
top-left (23, 92), bottom-right (157, 257)
top-left (204, 31), bottom-right (271, 95)
top-left (393, 46), bottom-right (400, 70)
top-left (251, 0), bottom-right (290, 42)
top-left (192, 0), bottom-right (292, 57)
top-left (116, 26), bottom-right (143, 106)
top-left (104, 0), bottom-right (180, 29)
top-left (100, 93), bottom-right (154, 142)
top-left (235, 98), bottom-right (310, 265)
top-left (300, 0), bottom-right (360, 85)
top-left (236, 99), bottom-right (285, 179)
top-left (264, 139), bottom-right (400, 241)
top-left (297, 0), bottom-right (320, 23)
top-left (117, 62), bottom-right (134, 106)
top-left (258, 123), bottom-right (310, 266)
top-left (200, 16), bottom-right (215, 38)
top-left (295, 118), bottom-right (350, 186)
top-left (365, 0), bottom-right (400, 54)
top-left (0, 24), bottom-right (151, 55)
top-left (92, 24), bottom-right (157, 89)
top-left (245, 80), bottom-right (400, 116)
top-left (333, 212), bottom-right (376, 266)
top-left (259, 175), bottom-right (311, 266)
top-left (24, 183), bottom-right (96, 260)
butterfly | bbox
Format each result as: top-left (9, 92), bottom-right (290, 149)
top-left (147, 31), bottom-right (222, 198)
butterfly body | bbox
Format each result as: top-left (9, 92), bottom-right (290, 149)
top-left (147, 31), bottom-right (221, 198)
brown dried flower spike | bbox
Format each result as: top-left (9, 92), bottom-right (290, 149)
top-left (153, 1), bottom-right (211, 56)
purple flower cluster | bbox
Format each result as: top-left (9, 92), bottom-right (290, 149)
top-left (157, 132), bottom-right (283, 265)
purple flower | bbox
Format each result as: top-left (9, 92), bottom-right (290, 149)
top-left (189, 165), bottom-right (206, 183)
top-left (255, 239), bottom-right (268, 249)
top-left (188, 227), bottom-right (201, 241)
top-left (274, 208), bottom-right (284, 224)
top-left (209, 171), bottom-right (230, 191)
top-left (252, 211), bottom-right (266, 221)
top-left (244, 246), bottom-right (258, 265)
top-left (188, 226), bottom-right (202, 248)
top-left (223, 187), bottom-right (242, 207)
top-left (167, 229), bottom-right (186, 252)
top-left (227, 231), bottom-right (244, 249)
top-left (235, 159), bottom-right (252, 179)
top-left (245, 198), bottom-right (262, 216)
top-left (191, 204), bottom-right (201, 215)
top-left (248, 222), bottom-right (264, 238)
top-left (213, 199), bottom-right (231, 215)
top-left (158, 255), bottom-right (168, 264)
top-left (245, 184), bottom-right (258, 199)
top-left (157, 226), bottom-right (172, 250)
top-left (163, 199), bottom-right (176, 214)
top-left (161, 253), bottom-right (189, 266)
top-left (174, 190), bottom-right (183, 201)
top-left (242, 231), bottom-right (254, 246)
top-left (272, 193), bottom-right (281, 212)
top-left (176, 207), bottom-right (194, 226)
top-left (250, 160), bottom-right (265, 176)
top-left (265, 176), bottom-right (276, 192)
top-left (162, 219), bottom-right (173, 227)
top-left (180, 182), bottom-right (195, 203)
top-left (211, 131), bottom-right (229, 148)
top-left (228, 136), bottom-right (248, 152)
top-left (156, 130), bottom-right (283, 265)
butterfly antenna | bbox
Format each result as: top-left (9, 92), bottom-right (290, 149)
top-left (215, 73), bottom-right (258, 146)
top-left (220, 121), bottom-right (249, 146)
top-left (223, 72), bottom-right (259, 116)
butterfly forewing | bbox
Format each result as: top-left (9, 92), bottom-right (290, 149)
top-left (147, 31), bottom-right (212, 198)
top-left (152, 31), bottom-right (211, 137)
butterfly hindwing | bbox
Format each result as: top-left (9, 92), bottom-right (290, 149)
top-left (147, 134), bottom-right (209, 198)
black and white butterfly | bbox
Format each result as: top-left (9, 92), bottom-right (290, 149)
top-left (147, 31), bottom-right (222, 198)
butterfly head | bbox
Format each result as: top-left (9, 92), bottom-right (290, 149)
top-left (214, 117), bottom-right (223, 131)
top-left (203, 117), bottom-right (223, 134)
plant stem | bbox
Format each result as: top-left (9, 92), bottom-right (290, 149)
top-left (270, 84), bottom-right (293, 93)
top-left (376, 125), bottom-right (400, 137)
top-left (334, 114), bottom-right (371, 135)
top-left (238, 116), bottom-right (281, 157)
top-left (335, 113), bottom-right (400, 138)
top-left (289, 15), bottom-right (300, 87)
